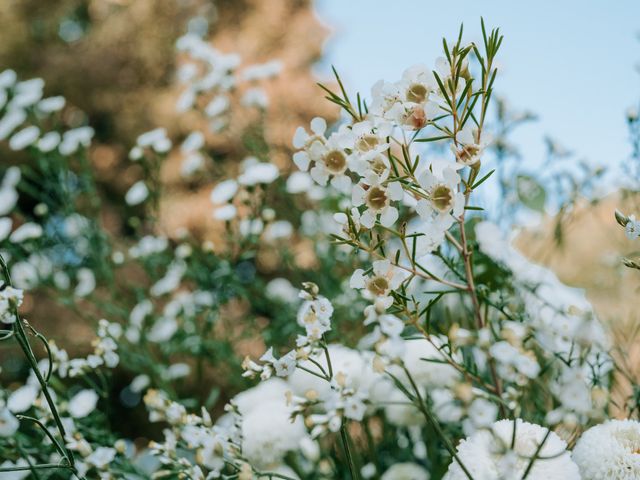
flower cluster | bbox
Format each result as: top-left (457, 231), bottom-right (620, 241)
top-left (2, 12), bottom-right (639, 480)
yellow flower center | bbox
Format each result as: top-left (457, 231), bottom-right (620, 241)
top-left (407, 83), bottom-right (428, 103)
top-left (324, 150), bottom-right (347, 174)
top-left (356, 134), bottom-right (380, 152)
top-left (456, 144), bottom-right (481, 164)
top-left (366, 186), bottom-right (388, 211)
top-left (367, 276), bottom-right (389, 296)
top-left (431, 184), bottom-right (454, 212)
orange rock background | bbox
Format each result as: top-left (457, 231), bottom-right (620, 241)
top-left (0, 0), bottom-right (337, 238)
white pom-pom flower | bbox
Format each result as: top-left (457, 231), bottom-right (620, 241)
top-left (444, 419), bottom-right (580, 480)
top-left (572, 419), bottom-right (640, 480)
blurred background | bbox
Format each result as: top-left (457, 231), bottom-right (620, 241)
top-left (2, 0), bottom-right (639, 324)
top-left (2, 0), bottom-right (640, 423)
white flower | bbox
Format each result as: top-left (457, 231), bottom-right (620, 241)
top-left (0, 109), bottom-right (26, 140)
top-left (241, 87), bottom-right (269, 109)
top-left (398, 65), bottom-right (437, 105)
top-left (125, 181), bottom-right (149, 206)
top-left (136, 128), bottom-right (171, 153)
top-left (264, 220), bottom-right (293, 241)
top-left (147, 317), bottom-right (178, 343)
top-left (381, 462), bottom-right (430, 480)
top-left (384, 388), bottom-right (423, 427)
top-left (572, 419), bottom-right (640, 480)
top-left (59, 126), bottom-right (94, 154)
top-left (288, 345), bottom-right (365, 398)
top-left (238, 161), bottom-right (279, 186)
top-left (37, 131), bottom-right (61, 152)
top-left (453, 124), bottom-right (484, 166)
top-left (180, 152), bottom-right (204, 177)
top-left (210, 179), bottom-right (238, 204)
top-left (150, 261), bottom-right (185, 297)
top-left (464, 398), bottom-right (499, 434)
top-left (129, 235), bottom-right (168, 258)
top-left (242, 60), bottom-right (282, 81)
top-left (273, 350), bottom-right (297, 377)
top-left (0, 286), bottom-right (23, 324)
top-left (625, 215), bottom-right (640, 240)
top-left (296, 296), bottom-right (333, 341)
top-left (10, 262), bottom-right (38, 289)
top-left (7, 385), bottom-right (39, 413)
top-left (9, 222), bottom-right (43, 243)
top-left (444, 419), bottom-right (580, 480)
top-left (352, 181), bottom-right (404, 228)
top-left (398, 337), bottom-right (460, 389)
top-left (180, 131), bottom-right (205, 153)
top-left (0, 408), bottom-right (19, 437)
top-left (68, 389), bottom-right (99, 418)
top-left (265, 278), bottom-right (299, 303)
top-left (0, 217), bottom-right (11, 241)
top-left (306, 126), bottom-right (354, 188)
top-left (416, 167), bottom-right (464, 226)
top-left (349, 120), bottom-right (392, 157)
top-left (350, 259), bottom-right (407, 301)
top-left (0, 69), bottom-right (17, 88)
top-left (213, 204), bottom-right (237, 221)
top-left (37, 95), bottom-right (66, 113)
top-left (74, 268), bottom-right (96, 297)
top-left (9, 125), bottom-right (39, 150)
top-left (11, 78), bottom-right (44, 108)
top-left (286, 171), bottom-right (313, 194)
top-left (293, 117), bottom-right (327, 171)
top-left (241, 399), bottom-right (307, 468)
top-left (204, 95), bottom-right (230, 118)
top-left (86, 447), bottom-right (116, 469)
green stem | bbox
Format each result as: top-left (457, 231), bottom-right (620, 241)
top-left (340, 424), bottom-right (360, 480)
top-left (0, 255), bottom-right (76, 469)
top-left (402, 366), bottom-right (474, 480)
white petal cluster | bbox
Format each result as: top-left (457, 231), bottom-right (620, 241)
top-left (444, 419), bottom-right (580, 480)
top-left (0, 285), bottom-right (23, 324)
top-left (572, 419), bottom-right (640, 480)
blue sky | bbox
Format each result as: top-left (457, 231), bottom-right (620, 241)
top-left (313, 1), bottom-right (640, 173)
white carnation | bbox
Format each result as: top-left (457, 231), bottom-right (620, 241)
top-left (241, 400), bottom-right (307, 469)
top-left (572, 419), bottom-right (640, 480)
top-left (444, 419), bottom-right (580, 480)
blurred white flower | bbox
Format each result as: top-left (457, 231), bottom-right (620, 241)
top-left (381, 463), bottom-right (430, 480)
top-left (37, 131), bottom-right (61, 152)
top-left (241, 87), bottom-right (269, 109)
top-left (238, 161), bottom-right (279, 186)
top-left (0, 217), bottom-right (12, 241)
top-left (86, 447), bottom-right (116, 469)
top-left (37, 95), bottom-right (66, 113)
top-left (58, 126), bottom-right (94, 155)
top-left (125, 181), bottom-right (149, 206)
top-left (0, 285), bottom-right (23, 324)
top-left (74, 268), bottom-right (96, 297)
top-left (9, 125), bottom-right (39, 150)
top-left (210, 179), bottom-right (238, 204)
top-left (213, 204), bottom-right (237, 221)
top-left (68, 389), bottom-right (99, 418)
top-left (9, 222), bottom-right (43, 243)
top-left (572, 419), bottom-right (640, 480)
top-left (444, 419), bottom-right (580, 480)
top-left (0, 109), bottom-right (27, 140)
top-left (0, 408), bottom-right (19, 437)
top-left (7, 385), bottom-right (39, 413)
